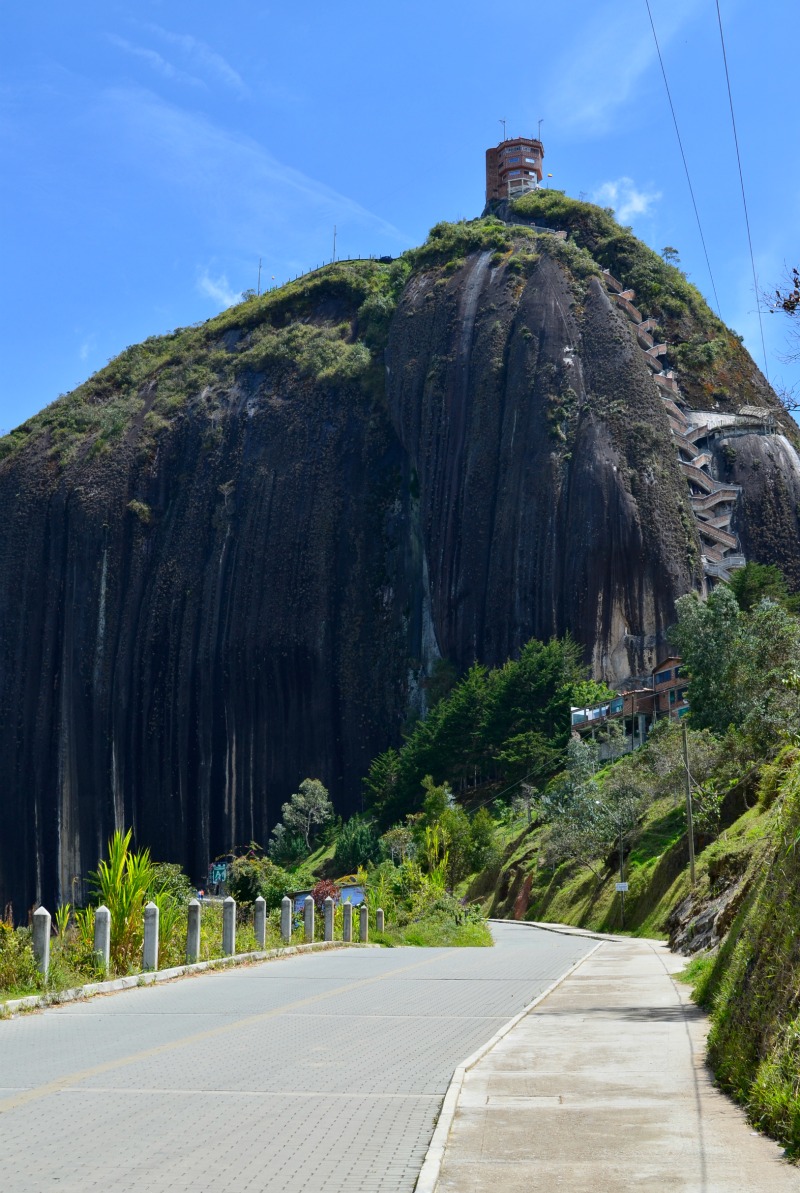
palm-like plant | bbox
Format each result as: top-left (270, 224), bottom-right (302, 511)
top-left (88, 829), bottom-right (157, 973)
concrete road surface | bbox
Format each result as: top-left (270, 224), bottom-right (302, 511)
top-left (0, 923), bottom-right (591, 1193)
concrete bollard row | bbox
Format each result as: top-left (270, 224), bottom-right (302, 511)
top-left (26, 893), bottom-right (382, 985)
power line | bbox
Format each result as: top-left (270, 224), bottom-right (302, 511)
top-left (714, 0), bottom-right (770, 382)
top-left (644, 0), bottom-right (722, 320)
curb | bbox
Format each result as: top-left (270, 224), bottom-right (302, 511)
top-left (413, 937), bottom-right (604, 1193)
top-left (489, 917), bottom-right (634, 943)
top-left (1, 940), bottom-right (378, 1017)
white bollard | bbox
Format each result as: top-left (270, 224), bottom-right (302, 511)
top-left (342, 902), bottom-right (352, 943)
top-left (186, 899), bottom-right (201, 963)
top-left (254, 896), bottom-right (266, 950)
top-left (222, 896), bottom-right (236, 956)
top-left (281, 896), bottom-right (292, 944)
top-left (304, 894), bottom-right (314, 944)
top-left (376, 908), bottom-right (385, 934)
top-left (94, 904), bottom-right (111, 971)
top-left (324, 896), bottom-right (334, 942)
top-left (143, 901), bottom-right (159, 971)
top-left (359, 904), bottom-right (369, 944)
top-left (32, 906), bottom-right (51, 977)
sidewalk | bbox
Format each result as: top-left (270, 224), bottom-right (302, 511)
top-left (433, 933), bottom-right (799, 1192)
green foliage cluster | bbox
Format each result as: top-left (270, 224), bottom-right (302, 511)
top-left (689, 754), bottom-right (800, 1155)
top-left (727, 561), bottom-right (800, 614)
top-left (332, 815), bottom-right (381, 873)
top-left (0, 921), bottom-right (39, 995)
top-left (510, 190), bottom-right (718, 333)
top-left (365, 636), bottom-right (586, 824)
top-left (505, 189), bottom-right (773, 412)
top-left (673, 585), bottom-right (800, 752)
top-left (227, 849), bottom-right (292, 910)
top-left (404, 218), bottom-right (512, 269)
top-left (0, 257), bottom-right (408, 467)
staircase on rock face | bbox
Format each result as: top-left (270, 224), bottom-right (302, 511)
top-left (600, 268), bottom-right (781, 588)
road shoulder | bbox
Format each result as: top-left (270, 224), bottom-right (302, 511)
top-left (432, 933), bottom-right (798, 1192)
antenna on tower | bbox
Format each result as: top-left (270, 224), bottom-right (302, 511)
top-left (499, 118), bottom-right (506, 142)
top-left (257, 257), bottom-right (262, 296)
top-left (538, 118), bottom-right (544, 141)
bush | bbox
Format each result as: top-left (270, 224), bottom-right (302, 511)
top-left (311, 879), bottom-right (341, 912)
top-left (0, 923), bottom-right (40, 995)
top-left (333, 817), bottom-right (380, 873)
top-left (228, 853), bottom-right (292, 910)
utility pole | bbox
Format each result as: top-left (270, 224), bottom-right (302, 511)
top-left (538, 117), bottom-right (543, 142)
top-left (332, 225), bottom-right (337, 263)
top-left (682, 721), bottom-right (696, 886)
top-left (257, 257), bottom-right (262, 296)
top-left (499, 118), bottom-right (506, 142)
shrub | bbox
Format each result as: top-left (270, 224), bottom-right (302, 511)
top-left (0, 922), bottom-right (40, 994)
top-left (228, 853), bottom-right (291, 910)
top-left (311, 879), bottom-right (341, 912)
top-left (333, 817), bottom-right (380, 873)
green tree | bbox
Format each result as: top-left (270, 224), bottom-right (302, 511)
top-left (380, 824), bottom-right (415, 863)
top-left (727, 562), bottom-right (796, 613)
top-left (278, 778), bottom-right (334, 851)
top-left (332, 816), bottom-right (380, 873)
top-left (439, 804), bottom-right (472, 890)
top-left (674, 587), bottom-right (800, 751)
top-left (469, 807), bottom-right (498, 871)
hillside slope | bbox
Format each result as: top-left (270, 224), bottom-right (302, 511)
top-left (1, 199), bottom-right (797, 912)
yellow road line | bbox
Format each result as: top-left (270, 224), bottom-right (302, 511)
top-left (0, 950), bottom-right (445, 1116)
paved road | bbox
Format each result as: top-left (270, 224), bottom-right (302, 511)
top-left (0, 923), bottom-right (592, 1193)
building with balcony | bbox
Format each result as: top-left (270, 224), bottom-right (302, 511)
top-left (570, 657), bottom-right (689, 759)
top-left (486, 136), bottom-right (544, 203)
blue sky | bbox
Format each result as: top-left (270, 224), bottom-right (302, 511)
top-left (1, 1), bottom-right (798, 431)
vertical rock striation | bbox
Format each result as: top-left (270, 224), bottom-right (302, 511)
top-left (0, 216), bottom-right (796, 914)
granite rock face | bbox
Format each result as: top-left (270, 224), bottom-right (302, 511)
top-left (0, 233), bottom-right (795, 913)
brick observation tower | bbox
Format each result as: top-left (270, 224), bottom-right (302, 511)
top-left (485, 134), bottom-right (544, 204)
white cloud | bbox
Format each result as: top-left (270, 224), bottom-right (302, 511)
top-left (543, 0), bottom-right (704, 135)
top-left (592, 177), bottom-right (661, 224)
top-left (98, 87), bottom-right (407, 249)
top-left (106, 35), bottom-right (203, 88)
top-left (142, 25), bottom-right (247, 95)
top-left (78, 335), bottom-right (96, 362)
top-left (197, 270), bottom-right (240, 309)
